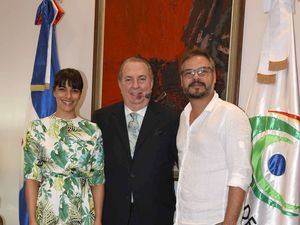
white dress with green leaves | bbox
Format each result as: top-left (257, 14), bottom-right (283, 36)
top-left (23, 115), bottom-right (105, 225)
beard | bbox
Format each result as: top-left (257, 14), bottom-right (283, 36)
top-left (183, 80), bottom-right (212, 99)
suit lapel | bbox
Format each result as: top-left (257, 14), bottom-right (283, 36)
top-left (111, 103), bottom-right (132, 163)
top-left (134, 102), bottom-right (161, 156)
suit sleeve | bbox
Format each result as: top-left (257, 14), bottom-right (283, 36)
top-left (88, 127), bottom-right (105, 185)
top-left (170, 111), bottom-right (179, 167)
top-left (23, 120), bottom-right (43, 182)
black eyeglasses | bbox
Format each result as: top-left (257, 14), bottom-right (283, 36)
top-left (181, 66), bottom-right (213, 79)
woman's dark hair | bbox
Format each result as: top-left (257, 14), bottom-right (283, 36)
top-left (53, 68), bottom-right (83, 91)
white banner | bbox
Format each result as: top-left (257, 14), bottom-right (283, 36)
top-left (241, 0), bottom-right (300, 225)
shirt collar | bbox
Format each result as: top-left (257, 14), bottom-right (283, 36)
top-left (124, 104), bottom-right (147, 118)
top-left (204, 91), bottom-right (219, 112)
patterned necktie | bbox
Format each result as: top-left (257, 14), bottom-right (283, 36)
top-left (128, 112), bottom-right (140, 157)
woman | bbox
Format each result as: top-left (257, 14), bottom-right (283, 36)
top-left (24, 68), bottom-right (105, 225)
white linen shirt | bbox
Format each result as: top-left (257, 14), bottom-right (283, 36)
top-left (175, 92), bottom-right (252, 225)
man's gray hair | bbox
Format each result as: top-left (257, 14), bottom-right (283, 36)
top-left (118, 56), bottom-right (154, 81)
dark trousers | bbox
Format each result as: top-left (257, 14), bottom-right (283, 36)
top-left (128, 203), bottom-right (138, 225)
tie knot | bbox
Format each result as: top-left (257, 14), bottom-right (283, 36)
top-left (128, 113), bottom-right (139, 130)
top-left (130, 112), bottom-right (138, 121)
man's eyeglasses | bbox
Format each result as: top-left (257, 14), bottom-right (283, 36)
top-left (181, 66), bottom-right (213, 79)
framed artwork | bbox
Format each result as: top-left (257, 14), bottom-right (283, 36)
top-left (92, 0), bottom-right (246, 114)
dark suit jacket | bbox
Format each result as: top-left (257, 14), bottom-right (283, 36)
top-left (92, 101), bottom-right (178, 225)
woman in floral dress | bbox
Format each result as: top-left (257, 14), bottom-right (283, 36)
top-left (24, 68), bottom-right (105, 225)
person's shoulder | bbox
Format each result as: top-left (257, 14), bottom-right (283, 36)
top-left (78, 117), bottom-right (97, 126)
top-left (149, 101), bottom-right (179, 120)
top-left (26, 116), bottom-right (52, 132)
top-left (92, 102), bottom-right (123, 120)
top-left (32, 115), bottom-right (51, 125)
top-left (77, 117), bottom-right (102, 134)
top-left (94, 102), bottom-right (123, 114)
top-left (94, 102), bottom-right (122, 113)
top-left (217, 99), bottom-right (248, 119)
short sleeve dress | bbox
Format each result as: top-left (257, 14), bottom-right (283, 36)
top-left (23, 115), bottom-right (105, 225)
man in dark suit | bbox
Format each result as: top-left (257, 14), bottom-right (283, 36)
top-left (92, 56), bottom-right (178, 225)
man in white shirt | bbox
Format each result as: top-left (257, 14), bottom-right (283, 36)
top-left (175, 48), bottom-right (252, 225)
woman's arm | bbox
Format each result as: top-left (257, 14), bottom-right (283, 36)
top-left (25, 179), bottom-right (40, 225)
top-left (91, 184), bottom-right (105, 225)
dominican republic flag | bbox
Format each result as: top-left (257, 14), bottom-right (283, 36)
top-left (241, 1), bottom-right (300, 225)
top-left (19, 1), bottom-right (64, 224)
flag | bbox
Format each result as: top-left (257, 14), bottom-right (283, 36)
top-left (241, 0), bottom-right (300, 225)
top-left (19, 1), bottom-right (64, 224)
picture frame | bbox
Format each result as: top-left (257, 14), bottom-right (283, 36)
top-left (92, 0), bottom-right (245, 113)
top-left (226, 0), bottom-right (245, 104)
top-left (92, 0), bottom-right (105, 112)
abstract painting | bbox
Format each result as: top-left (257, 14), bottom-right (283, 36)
top-left (93, 0), bottom-right (245, 113)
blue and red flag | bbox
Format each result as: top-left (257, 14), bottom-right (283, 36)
top-left (19, 1), bottom-right (64, 224)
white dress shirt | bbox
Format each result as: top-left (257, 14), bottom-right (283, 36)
top-left (175, 92), bottom-right (252, 225)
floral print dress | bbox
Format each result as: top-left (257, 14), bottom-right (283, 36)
top-left (23, 115), bottom-right (105, 225)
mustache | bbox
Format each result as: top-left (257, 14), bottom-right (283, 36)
top-left (188, 80), bottom-right (206, 88)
